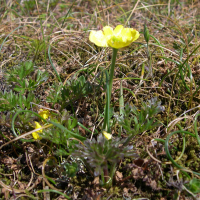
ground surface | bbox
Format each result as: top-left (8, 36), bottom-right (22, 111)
top-left (0, 0), bottom-right (200, 199)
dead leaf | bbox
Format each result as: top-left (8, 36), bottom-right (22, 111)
top-left (132, 168), bottom-right (144, 179)
top-left (115, 171), bottom-right (123, 181)
top-left (123, 187), bottom-right (129, 194)
top-left (2, 157), bottom-right (14, 165)
top-left (93, 176), bottom-right (99, 185)
top-left (149, 180), bottom-right (157, 190)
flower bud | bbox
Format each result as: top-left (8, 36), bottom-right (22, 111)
top-left (144, 24), bottom-right (150, 43)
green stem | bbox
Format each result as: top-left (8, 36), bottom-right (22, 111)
top-left (109, 48), bottom-right (118, 99)
top-left (103, 48), bottom-right (118, 132)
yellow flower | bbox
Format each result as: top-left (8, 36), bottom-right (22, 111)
top-left (89, 25), bottom-right (140, 49)
top-left (103, 131), bottom-right (112, 140)
top-left (32, 121), bottom-right (42, 140)
top-left (38, 109), bottom-right (50, 120)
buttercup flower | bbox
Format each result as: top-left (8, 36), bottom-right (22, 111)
top-left (38, 109), bottom-right (50, 120)
top-left (89, 25), bottom-right (139, 49)
top-left (103, 131), bottom-right (112, 140)
top-left (32, 121), bottom-right (42, 140)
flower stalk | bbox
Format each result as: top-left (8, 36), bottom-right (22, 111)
top-left (108, 48), bottom-right (118, 100)
top-left (103, 48), bottom-right (118, 132)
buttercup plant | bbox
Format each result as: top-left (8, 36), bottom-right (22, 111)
top-left (58, 25), bottom-right (163, 189)
top-left (89, 25), bottom-right (140, 132)
top-left (72, 25), bottom-right (140, 188)
top-left (77, 25), bottom-right (164, 188)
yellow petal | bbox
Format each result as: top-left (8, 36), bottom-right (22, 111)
top-left (124, 29), bottom-right (140, 42)
top-left (89, 30), bottom-right (108, 47)
top-left (32, 121), bottom-right (42, 140)
top-left (32, 132), bottom-right (42, 140)
top-left (38, 109), bottom-right (50, 120)
top-left (102, 131), bottom-right (112, 140)
top-left (131, 29), bottom-right (140, 41)
top-left (121, 28), bottom-right (133, 41)
top-left (34, 121), bottom-right (42, 131)
top-left (103, 26), bottom-right (113, 37)
top-left (114, 25), bottom-right (124, 35)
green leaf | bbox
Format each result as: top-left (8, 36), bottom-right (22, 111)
top-left (49, 120), bottom-right (86, 142)
top-left (188, 178), bottom-right (200, 193)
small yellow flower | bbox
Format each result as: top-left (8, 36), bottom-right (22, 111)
top-left (103, 131), bottom-right (112, 140)
top-left (38, 109), bottom-right (50, 120)
top-left (32, 121), bottom-right (42, 140)
top-left (89, 25), bottom-right (140, 49)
